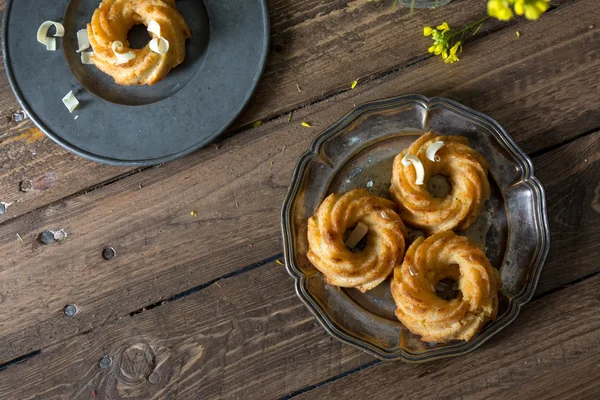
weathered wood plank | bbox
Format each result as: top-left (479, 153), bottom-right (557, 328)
top-left (0, 0), bottom-right (503, 222)
top-left (0, 0), bottom-right (597, 364)
top-left (1, 241), bottom-right (599, 399)
top-left (534, 133), bottom-right (600, 294)
top-left (295, 279), bottom-right (600, 400)
top-left (0, 260), bottom-right (373, 399)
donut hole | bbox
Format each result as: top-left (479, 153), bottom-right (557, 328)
top-left (434, 278), bottom-right (460, 301)
top-left (127, 24), bottom-right (152, 49)
top-left (427, 174), bottom-right (452, 198)
top-left (343, 227), bottom-right (369, 253)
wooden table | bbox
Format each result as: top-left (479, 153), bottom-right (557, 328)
top-left (0, 0), bottom-right (598, 398)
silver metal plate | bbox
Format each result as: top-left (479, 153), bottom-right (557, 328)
top-left (281, 95), bottom-right (550, 362)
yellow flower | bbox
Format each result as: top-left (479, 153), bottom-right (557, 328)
top-left (433, 43), bottom-right (445, 55)
top-left (436, 22), bottom-right (450, 33)
top-left (424, 26), bottom-right (434, 36)
top-left (428, 45), bottom-right (437, 53)
top-left (444, 41), bottom-right (461, 64)
top-left (514, 0), bottom-right (550, 20)
top-left (488, 0), bottom-right (514, 21)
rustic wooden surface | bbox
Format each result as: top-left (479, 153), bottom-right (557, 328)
top-left (0, 0), bottom-right (599, 398)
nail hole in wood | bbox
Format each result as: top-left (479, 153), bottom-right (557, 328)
top-left (103, 247), bottom-right (117, 260)
top-left (39, 231), bottom-right (55, 245)
top-left (20, 180), bottom-right (32, 192)
top-left (63, 304), bottom-right (78, 317)
top-left (99, 356), bottom-right (113, 369)
top-left (12, 111), bottom-right (26, 122)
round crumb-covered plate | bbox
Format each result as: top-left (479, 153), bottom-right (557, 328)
top-left (2, 0), bottom-right (269, 165)
top-left (281, 95), bottom-right (549, 362)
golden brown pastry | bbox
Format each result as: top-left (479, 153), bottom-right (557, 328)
top-left (87, 0), bottom-right (191, 86)
top-left (390, 132), bottom-right (490, 234)
top-left (307, 189), bottom-right (407, 292)
top-left (391, 231), bottom-right (501, 342)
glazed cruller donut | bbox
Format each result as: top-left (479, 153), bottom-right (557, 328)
top-left (307, 189), bottom-right (407, 292)
top-left (391, 231), bottom-right (501, 342)
top-left (390, 131), bottom-right (490, 234)
top-left (87, 0), bottom-right (191, 86)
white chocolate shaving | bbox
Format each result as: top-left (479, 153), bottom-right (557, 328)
top-left (76, 29), bottom-right (90, 53)
top-left (37, 21), bottom-right (65, 51)
top-left (426, 141), bottom-right (445, 162)
top-left (112, 41), bottom-right (136, 65)
top-left (81, 51), bottom-right (94, 64)
top-left (62, 91), bottom-right (79, 113)
top-left (147, 20), bottom-right (161, 37)
top-left (149, 37), bottom-right (169, 55)
top-left (345, 222), bottom-right (368, 249)
top-left (401, 154), bottom-right (425, 185)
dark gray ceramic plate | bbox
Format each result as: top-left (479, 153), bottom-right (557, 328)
top-left (281, 95), bottom-right (550, 362)
top-left (2, 0), bottom-right (269, 165)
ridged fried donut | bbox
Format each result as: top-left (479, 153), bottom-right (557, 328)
top-left (307, 189), bottom-right (408, 292)
top-left (391, 231), bottom-right (501, 342)
top-left (87, 0), bottom-right (191, 86)
top-left (390, 132), bottom-right (490, 234)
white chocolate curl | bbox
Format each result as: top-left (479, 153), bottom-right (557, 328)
top-left (345, 222), bottom-right (369, 249)
top-left (147, 20), bottom-right (161, 37)
top-left (80, 51), bottom-right (94, 65)
top-left (149, 37), bottom-right (170, 55)
top-left (147, 20), bottom-right (170, 55)
top-left (402, 154), bottom-right (425, 185)
top-left (62, 91), bottom-right (79, 113)
top-left (37, 21), bottom-right (65, 51)
top-left (76, 29), bottom-right (90, 53)
top-left (112, 41), bottom-right (136, 65)
top-left (426, 141), bottom-right (445, 162)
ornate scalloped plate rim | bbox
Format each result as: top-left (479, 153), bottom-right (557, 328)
top-left (281, 94), bottom-right (550, 362)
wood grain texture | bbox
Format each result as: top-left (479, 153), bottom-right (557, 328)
top-left (0, 261), bottom-right (373, 400)
top-left (0, 0), bottom-right (598, 364)
top-left (0, 251), bottom-right (599, 399)
top-left (0, 0), bottom-right (504, 223)
top-left (295, 273), bottom-right (600, 400)
top-left (534, 132), bottom-right (600, 294)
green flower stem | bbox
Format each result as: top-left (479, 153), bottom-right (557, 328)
top-left (449, 15), bottom-right (490, 39)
